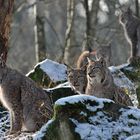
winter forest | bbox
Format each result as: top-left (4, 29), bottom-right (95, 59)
top-left (1, 0), bottom-right (140, 140)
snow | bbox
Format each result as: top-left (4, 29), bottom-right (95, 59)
top-left (39, 59), bottom-right (67, 82)
top-left (0, 111), bottom-right (10, 139)
top-left (71, 106), bottom-right (140, 140)
top-left (27, 59), bottom-right (67, 82)
top-left (55, 95), bottom-right (113, 105)
top-left (126, 134), bottom-right (140, 140)
top-left (33, 120), bottom-right (53, 140)
top-left (109, 65), bottom-right (135, 91)
top-left (45, 82), bottom-right (70, 92)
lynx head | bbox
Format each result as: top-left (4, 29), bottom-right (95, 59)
top-left (67, 65), bottom-right (87, 94)
top-left (87, 57), bottom-right (106, 84)
top-left (119, 8), bottom-right (133, 25)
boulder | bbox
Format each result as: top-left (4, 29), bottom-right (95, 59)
top-left (34, 95), bottom-right (140, 140)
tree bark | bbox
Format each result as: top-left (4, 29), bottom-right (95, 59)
top-left (82, 0), bottom-right (99, 51)
top-left (0, 0), bottom-right (14, 63)
top-left (62, 0), bottom-right (76, 64)
top-left (135, 0), bottom-right (139, 17)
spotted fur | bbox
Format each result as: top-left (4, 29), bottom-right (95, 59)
top-left (85, 57), bottom-right (133, 106)
top-left (67, 66), bottom-right (87, 94)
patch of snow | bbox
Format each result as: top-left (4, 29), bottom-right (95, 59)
top-left (109, 65), bottom-right (135, 91)
top-left (55, 95), bottom-right (113, 112)
top-left (0, 111), bottom-right (10, 139)
top-left (33, 119), bottom-right (53, 140)
top-left (55, 95), bottom-right (113, 105)
top-left (126, 134), bottom-right (140, 140)
top-left (109, 63), bottom-right (128, 72)
top-left (80, 111), bottom-right (87, 117)
top-left (45, 82), bottom-right (70, 92)
top-left (71, 106), bottom-right (140, 140)
top-left (39, 59), bottom-right (67, 82)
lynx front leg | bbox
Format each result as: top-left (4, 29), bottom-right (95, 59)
top-left (9, 106), bottom-right (23, 134)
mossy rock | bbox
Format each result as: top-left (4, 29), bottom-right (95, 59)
top-left (27, 64), bottom-right (67, 88)
top-left (34, 95), bottom-right (140, 140)
top-left (45, 84), bottom-right (78, 104)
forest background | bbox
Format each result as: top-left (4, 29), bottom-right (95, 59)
top-left (7, 0), bottom-right (139, 74)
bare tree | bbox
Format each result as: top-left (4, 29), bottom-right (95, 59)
top-left (0, 0), bottom-right (14, 63)
top-left (82, 0), bottom-right (99, 51)
top-left (36, 0), bottom-right (46, 61)
top-left (135, 0), bottom-right (139, 17)
top-left (62, 0), bottom-right (76, 64)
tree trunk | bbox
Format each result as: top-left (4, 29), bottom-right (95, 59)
top-left (0, 0), bottom-right (14, 63)
top-left (82, 0), bottom-right (99, 51)
top-left (62, 0), bottom-right (76, 65)
top-left (135, 0), bottom-right (139, 17)
top-left (36, 0), bottom-right (46, 62)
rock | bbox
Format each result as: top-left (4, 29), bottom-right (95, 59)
top-left (34, 95), bottom-right (140, 140)
top-left (46, 82), bottom-right (77, 104)
top-left (119, 59), bottom-right (140, 107)
top-left (27, 59), bottom-right (67, 88)
top-left (109, 64), bottom-right (137, 106)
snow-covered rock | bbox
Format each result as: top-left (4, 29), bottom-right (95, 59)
top-left (33, 95), bottom-right (140, 140)
top-left (27, 59), bottom-right (67, 87)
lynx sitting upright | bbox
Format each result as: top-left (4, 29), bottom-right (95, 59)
top-left (85, 57), bottom-right (133, 106)
top-left (85, 57), bottom-right (114, 99)
top-left (0, 61), bottom-right (53, 135)
top-left (119, 8), bottom-right (140, 60)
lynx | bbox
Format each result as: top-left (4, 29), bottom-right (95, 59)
top-left (119, 8), bottom-right (140, 59)
top-left (67, 65), bottom-right (87, 94)
top-left (0, 62), bottom-right (53, 135)
top-left (77, 45), bottom-right (111, 68)
top-left (85, 57), bottom-right (133, 106)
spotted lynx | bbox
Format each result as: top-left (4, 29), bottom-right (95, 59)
top-left (67, 66), bottom-right (87, 94)
top-left (85, 57), bottom-right (133, 106)
top-left (119, 8), bottom-right (140, 59)
top-left (77, 45), bottom-right (112, 68)
top-left (0, 63), bottom-right (53, 135)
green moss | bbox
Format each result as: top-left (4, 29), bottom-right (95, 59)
top-left (43, 116), bottom-right (81, 140)
top-left (129, 57), bottom-right (140, 68)
top-left (121, 68), bottom-right (140, 82)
